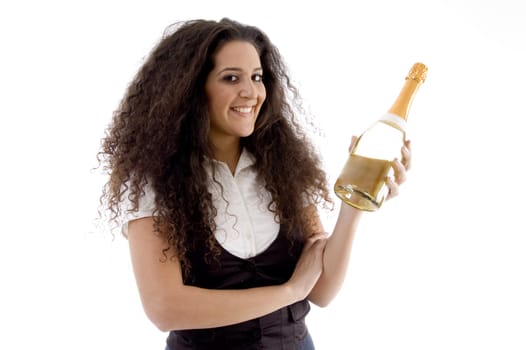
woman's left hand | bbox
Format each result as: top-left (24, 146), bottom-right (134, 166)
top-left (386, 140), bottom-right (412, 200)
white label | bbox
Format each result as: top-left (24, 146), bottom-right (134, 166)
top-left (380, 113), bottom-right (406, 131)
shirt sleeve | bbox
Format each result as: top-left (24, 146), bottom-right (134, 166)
top-left (120, 182), bottom-right (157, 238)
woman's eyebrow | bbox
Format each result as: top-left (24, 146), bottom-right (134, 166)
top-left (217, 67), bottom-right (263, 74)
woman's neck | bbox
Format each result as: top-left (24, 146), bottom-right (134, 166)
top-left (211, 138), bottom-right (242, 175)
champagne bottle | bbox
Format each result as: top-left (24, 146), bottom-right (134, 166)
top-left (334, 62), bottom-right (428, 211)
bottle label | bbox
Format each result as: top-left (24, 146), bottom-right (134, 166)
top-left (380, 113), bottom-right (406, 131)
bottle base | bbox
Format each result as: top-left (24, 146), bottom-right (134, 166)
top-left (334, 184), bottom-right (383, 212)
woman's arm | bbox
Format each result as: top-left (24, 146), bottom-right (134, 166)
top-left (127, 216), bottom-right (326, 332)
top-left (307, 140), bottom-right (412, 307)
top-left (304, 203), bottom-right (362, 307)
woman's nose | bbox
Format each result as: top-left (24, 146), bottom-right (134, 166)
top-left (239, 80), bottom-right (257, 99)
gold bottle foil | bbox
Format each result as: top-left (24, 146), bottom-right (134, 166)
top-left (407, 62), bottom-right (428, 83)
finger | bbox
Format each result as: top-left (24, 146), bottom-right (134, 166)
top-left (311, 236), bottom-right (328, 248)
top-left (310, 237), bottom-right (328, 255)
top-left (401, 140), bottom-right (412, 170)
top-left (306, 231), bottom-right (329, 241)
top-left (392, 158), bottom-right (407, 185)
top-left (302, 232), bottom-right (325, 251)
top-left (348, 135), bottom-right (358, 152)
top-left (385, 176), bottom-right (399, 200)
top-left (303, 233), bottom-right (328, 254)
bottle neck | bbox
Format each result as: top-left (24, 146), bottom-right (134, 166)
top-left (388, 78), bottom-right (423, 121)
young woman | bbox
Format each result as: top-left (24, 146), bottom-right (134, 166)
top-left (97, 18), bottom-right (411, 350)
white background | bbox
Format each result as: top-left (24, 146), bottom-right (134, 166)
top-left (1, 0), bottom-right (525, 349)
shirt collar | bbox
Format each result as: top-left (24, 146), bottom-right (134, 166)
top-left (235, 148), bottom-right (256, 173)
top-left (206, 148), bottom-right (256, 176)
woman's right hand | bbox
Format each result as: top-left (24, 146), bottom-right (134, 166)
top-left (286, 232), bottom-right (328, 301)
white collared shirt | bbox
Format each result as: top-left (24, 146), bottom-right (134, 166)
top-left (121, 149), bottom-right (280, 259)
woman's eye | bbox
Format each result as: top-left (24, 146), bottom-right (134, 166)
top-left (222, 75), bottom-right (239, 83)
top-left (253, 74), bottom-right (263, 82)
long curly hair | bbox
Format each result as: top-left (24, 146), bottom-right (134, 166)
top-left (97, 18), bottom-right (333, 279)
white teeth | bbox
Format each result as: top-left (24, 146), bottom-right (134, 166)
top-left (233, 106), bottom-right (253, 113)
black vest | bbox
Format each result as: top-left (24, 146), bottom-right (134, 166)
top-left (166, 226), bottom-right (310, 350)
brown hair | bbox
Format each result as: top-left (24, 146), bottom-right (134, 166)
top-left (97, 18), bottom-right (332, 278)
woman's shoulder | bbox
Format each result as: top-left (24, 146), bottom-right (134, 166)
top-left (120, 181), bottom-right (157, 237)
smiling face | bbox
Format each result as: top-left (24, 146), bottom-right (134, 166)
top-left (205, 40), bottom-right (266, 149)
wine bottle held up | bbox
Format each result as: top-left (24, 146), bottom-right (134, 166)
top-left (334, 62), bottom-right (428, 211)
